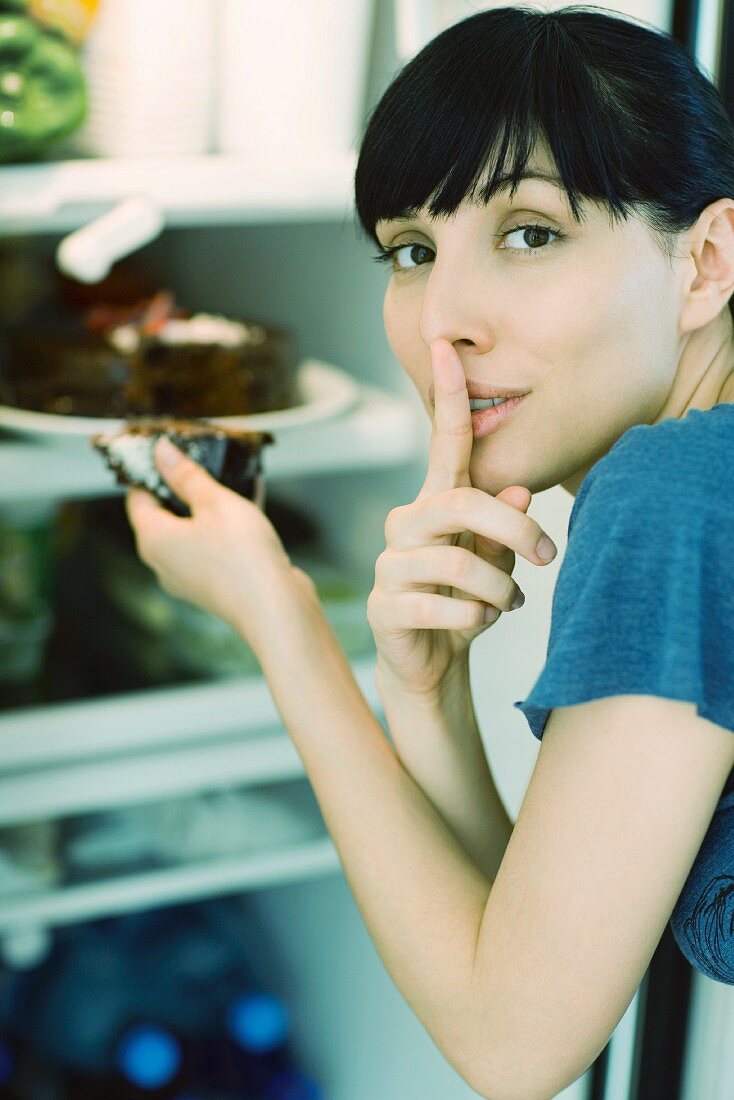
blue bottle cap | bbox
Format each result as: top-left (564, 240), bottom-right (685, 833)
top-left (116, 1023), bottom-right (182, 1088)
top-left (226, 991), bottom-right (290, 1053)
top-left (263, 1067), bottom-right (323, 1100)
top-left (0, 1038), bottom-right (15, 1086)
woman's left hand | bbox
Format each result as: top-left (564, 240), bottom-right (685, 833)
top-left (124, 437), bottom-right (315, 647)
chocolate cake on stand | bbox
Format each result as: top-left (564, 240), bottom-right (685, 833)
top-left (0, 291), bottom-right (300, 420)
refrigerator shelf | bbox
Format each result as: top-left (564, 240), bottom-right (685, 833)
top-left (0, 150), bottom-right (358, 235)
top-left (0, 834), bottom-right (341, 936)
top-left (0, 386), bottom-right (426, 503)
top-left (0, 730), bottom-right (305, 828)
top-left (0, 655), bottom-right (381, 824)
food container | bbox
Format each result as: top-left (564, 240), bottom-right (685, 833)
top-left (71, 0), bottom-right (216, 157)
top-left (217, 0), bottom-right (375, 156)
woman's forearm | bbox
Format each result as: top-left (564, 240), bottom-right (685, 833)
top-left (375, 656), bottom-right (514, 883)
top-left (247, 578), bottom-right (495, 1081)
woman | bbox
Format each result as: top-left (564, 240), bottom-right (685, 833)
top-left (126, 7), bottom-right (734, 1098)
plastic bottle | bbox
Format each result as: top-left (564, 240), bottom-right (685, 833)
top-left (261, 1067), bottom-right (323, 1100)
top-left (112, 1013), bottom-right (322, 1100)
top-left (0, 1035), bottom-right (20, 1099)
top-left (3, 917), bottom-right (143, 1073)
top-left (2, 899), bottom-right (260, 1070)
top-left (128, 901), bottom-right (260, 1039)
top-left (2, 899), bottom-right (321, 1097)
top-left (191, 992), bottom-right (322, 1099)
top-left (64, 1023), bottom-right (194, 1099)
top-left (188, 992), bottom-right (290, 1093)
top-left (116, 1022), bottom-right (185, 1093)
top-left (0, 1021), bottom-right (61, 1097)
top-left (65, 1072), bottom-right (217, 1100)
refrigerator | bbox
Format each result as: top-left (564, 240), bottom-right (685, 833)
top-left (0, 1), bottom-right (729, 1098)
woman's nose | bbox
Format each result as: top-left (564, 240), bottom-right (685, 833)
top-left (418, 260), bottom-right (495, 353)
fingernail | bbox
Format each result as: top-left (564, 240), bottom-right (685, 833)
top-left (511, 591), bottom-right (525, 611)
top-left (536, 535), bottom-right (557, 562)
top-left (156, 437), bottom-right (183, 471)
top-left (484, 606), bottom-right (500, 623)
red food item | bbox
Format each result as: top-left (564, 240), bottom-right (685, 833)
top-left (84, 290), bottom-right (186, 336)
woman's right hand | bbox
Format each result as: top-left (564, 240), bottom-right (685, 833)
top-left (366, 338), bottom-right (558, 699)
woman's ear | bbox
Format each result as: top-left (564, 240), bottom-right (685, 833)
top-left (679, 198), bottom-right (734, 334)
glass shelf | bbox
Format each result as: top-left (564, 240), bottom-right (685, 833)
top-left (0, 384), bottom-right (427, 503)
top-left (0, 150), bottom-right (358, 235)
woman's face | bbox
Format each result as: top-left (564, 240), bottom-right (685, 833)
top-left (376, 154), bottom-right (684, 497)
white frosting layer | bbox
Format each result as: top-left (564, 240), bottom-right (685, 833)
top-left (104, 434), bottom-right (172, 497)
top-left (107, 314), bottom-right (264, 352)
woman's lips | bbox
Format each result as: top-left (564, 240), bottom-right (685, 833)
top-left (427, 381), bottom-right (529, 404)
top-left (425, 384), bottom-right (528, 438)
top-left (470, 394), bottom-right (526, 437)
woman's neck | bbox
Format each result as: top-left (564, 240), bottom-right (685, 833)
top-left (561, 308), bottom-right (734, 499)
top-left (661, 307), bottom-right (734, 417)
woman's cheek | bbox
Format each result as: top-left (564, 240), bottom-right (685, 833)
top-left (382, 282), bottom-right (402, 357)
top-left (383, 284), bottom-right (426, 392)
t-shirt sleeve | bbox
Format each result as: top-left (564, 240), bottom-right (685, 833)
top-left (513, 429), bottom-right (734, 741)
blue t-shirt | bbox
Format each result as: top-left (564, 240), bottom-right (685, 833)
top-left (513, 402), bottom-right (734, 984)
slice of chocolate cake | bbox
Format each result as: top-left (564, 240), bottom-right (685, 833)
top-left (91, 419), bottom-right (275, 516)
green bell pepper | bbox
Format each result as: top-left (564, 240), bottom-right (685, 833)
top-left (0, 0), bottom-right (86, 161)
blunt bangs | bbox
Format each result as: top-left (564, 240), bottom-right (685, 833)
top-left (354, 5), bottom-right (734, 257)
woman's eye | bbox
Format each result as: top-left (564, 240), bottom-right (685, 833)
top-left (389, 242), bottom-right (434, 271)
top-left (372, 222), bottom-right (565, 273)
top-left (501, 223), bottom-right (562, 253)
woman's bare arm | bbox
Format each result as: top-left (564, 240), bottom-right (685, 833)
top-left (252, 580), bottom-right (498, 1091)
top-left (376, 653), bottom-right (514, 882)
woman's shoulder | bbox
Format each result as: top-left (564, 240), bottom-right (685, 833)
top-left (569, 403), bottom-right (734, 537)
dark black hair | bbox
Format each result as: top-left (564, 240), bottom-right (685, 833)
top-left (354, 4), bottom-right (734, 313)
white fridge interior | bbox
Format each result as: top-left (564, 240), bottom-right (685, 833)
top-left (6, 0), bottom-right (706, 1095)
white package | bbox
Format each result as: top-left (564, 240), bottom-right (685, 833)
top-left (217, 0), bottom-right (375, 156)
top-left (73, 0), bottom-right (216, 158)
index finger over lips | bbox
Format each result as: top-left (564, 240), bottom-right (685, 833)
top-left (418, 338), bottom-right (474, 499)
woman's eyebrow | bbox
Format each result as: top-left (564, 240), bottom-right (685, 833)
top-left (495, 169), bottom-right (566, 189)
